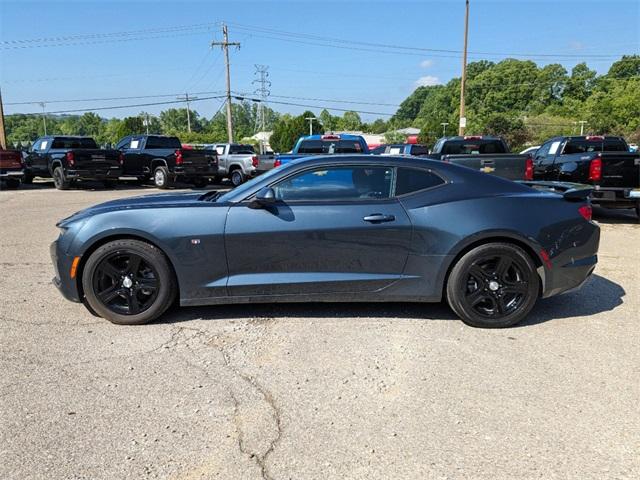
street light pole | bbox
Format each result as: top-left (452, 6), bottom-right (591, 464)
top-left (305, 117), bottom-right (316, 136)
top-left (578, 120), bottom-right (587, 135)
top-left (38, 102), bottom-right (47, 135)
top-left (458, 0), bottom-right (470, 136)
top-left (441, 122), bottom-right (449, 137)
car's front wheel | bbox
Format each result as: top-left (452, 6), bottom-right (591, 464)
top-left (82, 239), bottom-right (176, 325)
top-left (446, 243), bottom-right (539, 328)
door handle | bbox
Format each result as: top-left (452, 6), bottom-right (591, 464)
top-left (363, 213), bottom-right (395, 223)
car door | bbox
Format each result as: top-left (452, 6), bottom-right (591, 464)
top-left (223, 164), bottom-right (413, 296)
top-left (126, 136), bottom-right (146, 176)
top-left (532, 140), bottom-right (559, 180)
top-left (25, 138), bottom-right (44, 175)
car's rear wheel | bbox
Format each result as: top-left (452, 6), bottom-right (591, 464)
top-left (446, 243), bottom-right (539, 328)
top-left (82, 239), bottom-right (176, 325)
top-left (153, 166), bottom-right (171, 189)
top-left (52, 167), bottom-right (71, 190)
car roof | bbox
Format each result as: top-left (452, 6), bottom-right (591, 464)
top-left (301, 134), bottom-right (364, 141)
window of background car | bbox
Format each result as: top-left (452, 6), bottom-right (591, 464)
top-left (534, 141), bottom-right (554, 164)
top-left (297, 140), bottom-right (363, 154)
top-left (273, 166), bottom-right (393, 201)
top-left (115, 137), bottom-right (131, 150)
top-left (410, 145), bottom-right (429, 156)
top-left (229, 144), bottom-right (255, 154)
top-left (30, 139), bottom-right (42, 152)
top-left (395, 168), bottom-right (445, 195)
top-left (51, 137), bottom-right (98, 149)
top-left (145, 136), bottom-right (181, 149)
top-left (442, 140), bottom-right (503, 155)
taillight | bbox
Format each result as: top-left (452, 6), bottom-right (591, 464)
top-left (175, 149), bottom-right (183, 165)
top-left (66, 151), bottom-right (75, 166)
top-left (578, 205), bottom-right (592, 221)
top-left (524, 155), bottom-right (534, 180)
top-left (251, 155), bottom-right (259, 168)
top-left (273, 158), bottom-right (281, 168)
top-left (588, 155), bottom-right (602, 182)
top-left (118, 152), bottom-right (124, 165)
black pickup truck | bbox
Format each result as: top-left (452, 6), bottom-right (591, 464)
top-left (428, 135), bottom-right (533, 181)
top-left (24, 136), bottom-right (123, 190)
top-left (115, 135), bottom-right (218, 188)
top-left (532, 135), bottom-right (640, 217)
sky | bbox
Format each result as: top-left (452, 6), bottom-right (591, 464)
top-left (1, 0), bottom-right (638, 121)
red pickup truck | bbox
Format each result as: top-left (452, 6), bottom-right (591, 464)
top-left (0, 149), bottom-right (24, 189)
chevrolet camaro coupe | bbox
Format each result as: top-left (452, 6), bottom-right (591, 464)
top-left (51, 156), bottom-right (600, 328)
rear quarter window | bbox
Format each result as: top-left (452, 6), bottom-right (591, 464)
top-left (145, 136), bottom-right (181, 149)
top-left (395, 167), bottom-right (445, 195)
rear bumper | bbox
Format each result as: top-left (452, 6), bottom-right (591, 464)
top-left (66, 167), bottom-right (122, 180)
top-left (591, 187), bottom-right (640, 207)
top-left (0, 169), bottom-right (24, 179)
top-left (50, 239), bottom-right (81, 303)
top-left (174, 165), bottom-right (219, 178)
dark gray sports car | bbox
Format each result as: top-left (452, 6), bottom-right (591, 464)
top-left (51, 156), bottom-right (599, 328)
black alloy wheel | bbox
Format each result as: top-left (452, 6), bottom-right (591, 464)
top-left (92, 252), bottom-right (159, 316)
top-left (82, 239), bottom-right (176, 325)
top-left (447, 243), bottom-right (539, 328)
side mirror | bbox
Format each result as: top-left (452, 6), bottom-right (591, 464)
top-left (249, 187), bottom-right (276, 209)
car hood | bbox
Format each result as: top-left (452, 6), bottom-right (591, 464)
top-left (57, 191), bottom-right (212, 226)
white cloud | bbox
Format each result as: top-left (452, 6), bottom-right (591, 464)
top-left (414, 75), bottom-right (441, 87)
top-left (419, 59), bottom-right (433, 68)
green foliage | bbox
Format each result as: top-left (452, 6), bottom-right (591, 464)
top-left (269, 111), bottom-right (323, 153)
top-left (115, 116), bottom-right (144, 140)
top-left (482, 113), bottom-right (528, 151)
top-left (383, 131), bottom-right (407, 144)
top-left (607, 55), bottom-right (640, 79)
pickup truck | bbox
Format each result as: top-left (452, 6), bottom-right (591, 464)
top-left (115, 135), bottom-right (218, 189)
top-left (0, 149), bottom-right (24, 189)
top-left (275, 134), bottom-right (370, 166)
top-left (427, 135), bottom-right (533, 181)
top-left (532, 135), bottom-right (640, 217)
top-left (24, 136), bottom-right (123, 190)
top-left (204, 143), bottom-right (273, 187)
top-left (370, 143), bottom-right (430, 156)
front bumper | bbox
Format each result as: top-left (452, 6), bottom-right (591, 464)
top-left (50, 239), bottom-right (81, 303)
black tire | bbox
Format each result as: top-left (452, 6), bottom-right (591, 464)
top-left (230, 169), bottom-right (245, 187)
top-left (446, 242), bottom-right (539, 328)
top-left (192, 177), bottom-right (208, 188)
top-left (153, 166), bottom-right (171, 189)
top-left (52, 167), bottom-right (71, 190)
top-left (82, 239), bottom-right (176, 325)
top-left (3, 179), bottom-right (20, 189)
top-left (22, 174), bottom-right (34, 184)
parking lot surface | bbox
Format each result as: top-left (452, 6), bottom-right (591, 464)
top-left (1, 181), bottom-right (639, 480)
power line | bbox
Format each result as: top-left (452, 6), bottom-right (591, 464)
top-left (17, 95), bottom-right (226, 115)
top-left (5, 90), bottom-right (226, 106)
top-left (226, 21), bottom-right (626, 59)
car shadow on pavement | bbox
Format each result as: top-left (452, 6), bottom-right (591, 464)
top-left (159, 274), bottom-right (624, 328)
top-left (593, 206), bottom-right (639, 225)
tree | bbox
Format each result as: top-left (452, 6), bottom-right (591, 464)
top-left (483, 113), bottom-right (530, 151)
top-left (607, 55), bottom-right (640, 79)
top-left (319, 109), bottom-right (337, 132)
top-left (383, 131), bottom-right (406, 143)
top-left (565, 63), bottom-right (597, 102)
top-left (116, 117), bottom-right (144, 140)
top-left (269, 111), bottom-right (321, 153)
top-left (337, 111), bottom-right (362, 131)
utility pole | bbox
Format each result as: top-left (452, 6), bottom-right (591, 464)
top-left (177, 93), bottom-right (198, 132)
top-left (305, 117), bottom-right (317, 136)
top-left (578, 120), bottom-right (587, 135)
top-left (212, 23), bottom-right (240, 143)
top-left (38, 102), bottom-right (47, 135)
top-left (441, 122), bottom-right (449, 137)
top-left (0, 89), bottom-right (6, 149)
top-left (143, 113), bottom-right (150, 134)
top-left (458, 0), bottom-right (470, 136)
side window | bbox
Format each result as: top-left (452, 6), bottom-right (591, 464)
top-left (115, 137), bottom-right (131, 150)
top-left (395, 168), bottom-right (445, 196)
top-left (215, 146), bottom-right (225, 155)
top-left (535, 141), bottom-right (559, 165)
top-left (273, 166), bottom-right (393, 202)
top-left (31, 139), bottom-right (42, 152)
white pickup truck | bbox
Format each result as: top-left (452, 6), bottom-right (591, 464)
top-left (205, 143), bottom-right (276, 186)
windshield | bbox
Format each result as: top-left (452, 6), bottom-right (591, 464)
top-left (216, 164), bottom-right (293, 203)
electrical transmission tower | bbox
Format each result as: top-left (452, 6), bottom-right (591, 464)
top-left (252, 64), bottom-right (271, 134)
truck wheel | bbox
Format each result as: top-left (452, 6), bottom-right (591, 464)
top-left (52, 167), bottom-right (71, 190)
top-left (230, 169), bottom-right (245, 187)
top-left (153, 166), bottom-right (171, 189)
top-left (192, 177), bottom-right (208, 188)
